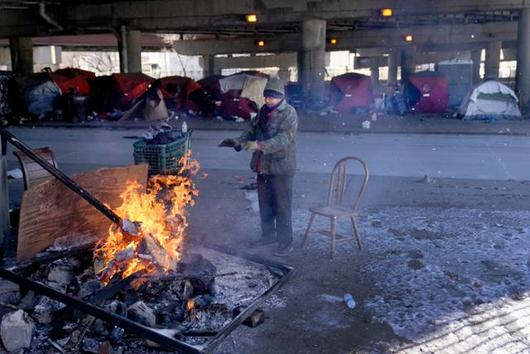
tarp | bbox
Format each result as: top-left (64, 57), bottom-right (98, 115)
top-left (404, 72), bottom-right (449, 113)
top-left (0, 71), bottom-right (16, 117)
top-left (217, 72), bottom-right (269, 120)
top-left (120, 86), bottom-right (168, 122)
top-left (458, 80), bottom-right (522, 120)
top-left (240, 75), bottom-right (268, 109)
top-left (24, 80), bottom-right (61, 117)
top-left (328, 73), bottom-right (374, 112)
top-left (50, 68), bottom-right (95, 96)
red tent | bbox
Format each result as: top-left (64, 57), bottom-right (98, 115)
top-left (159, 75), bottom-right (204, 112)
top-left (328, 73), bottom-right (374, 113)
top-left (200, 72), bottom-right (269, 120)
top-left (197, 75), bottom-right (224, 101)
top-left (87, 73), bottom-right (154, 113)
top-left (50, 68), bottom-right (95, 96)
top-left (112, 73), bottom-right (154, 108)
top-left (219, 91), bottom-right (257, 120)
top-left (404, 72), bottom-right (449, 113)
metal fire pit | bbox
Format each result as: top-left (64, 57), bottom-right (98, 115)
top-left (0, 244), bottom-right (294, 354)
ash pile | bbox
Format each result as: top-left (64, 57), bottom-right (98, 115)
top-left (0, 247), bottom-right (276, 353)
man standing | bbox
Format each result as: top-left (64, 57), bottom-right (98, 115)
top-left (219, 77), bottom-right (298, 256)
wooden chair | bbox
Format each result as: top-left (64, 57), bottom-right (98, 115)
top-left (301, 156), bottom-right (369, 258)
top-left (13, 147), bottom-right (58, 190)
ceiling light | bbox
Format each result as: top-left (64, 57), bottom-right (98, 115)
top-left (246, 14), bottom-right (258, 23)
top-left (380, 8), bottom-right (393, 17)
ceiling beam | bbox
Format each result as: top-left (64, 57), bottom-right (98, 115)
top-left (172, 21), bottom-right (518, 55)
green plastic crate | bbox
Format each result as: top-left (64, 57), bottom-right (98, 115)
top-left (133, 131), bottom-right (191, 174)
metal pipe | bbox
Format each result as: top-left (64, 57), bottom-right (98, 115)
top-left (0, 135), bottom-right (10, 257)
top-left (2, 244), bottom-right (294, 353)
top-left (39, 1), bottom-right (63, 31)
top-left (0, 267), bottom-right (203, 353)
top-left (0, 129), bottom-right (122, 226)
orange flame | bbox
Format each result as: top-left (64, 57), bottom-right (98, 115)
top-left (94, 152), bottom-right (200, 283)
top-left (186, 298), bottom-right (195, 312)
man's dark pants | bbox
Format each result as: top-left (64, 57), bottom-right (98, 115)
top-left (257, 174), bottom-right (293, 246)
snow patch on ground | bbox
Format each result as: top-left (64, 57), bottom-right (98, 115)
top-left (291, 206), bottom-right (530, 352)
top-left (244, 191), bottom-right (260, 214)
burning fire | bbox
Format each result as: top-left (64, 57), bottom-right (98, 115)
top-left (186, 298), bottom-right (195, 312)
top-left (94, 152), bottom-right (200, 284)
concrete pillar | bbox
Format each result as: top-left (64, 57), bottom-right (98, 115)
top-left (400, 45), bottom-right (416, 82)
top-left (299, 18), bottom-right (326, 98)
top-left (516, 7), bottom-right (530, 109)
top-left (471, 49), bottom-right (482, 84)
top-left (484, 41), bottom-right (501, 79)
top-left (9, 37), bottom-right (33, 75)
top-left (370, 62), bottom-right (380, 86)
top-left (0, 136), bottom-right (10, 255)
top-left (277, 67), bottom-right (290, 84)
top-left (118, 27), bottom-right (142, 73)
top-left (126, 30), bottom-right (142, 73)
top-left (201, 55), bottom-right (217, 78)
top-left (387, 49), bottom-right (400, 86)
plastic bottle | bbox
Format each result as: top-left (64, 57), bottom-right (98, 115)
top-left (344, 293), bottom-right (356, 309)
top-left (181, 121), bottom-right (188, 133)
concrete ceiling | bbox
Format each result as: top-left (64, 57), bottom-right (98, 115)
top-left (0, 0), bottom-right (528, 37)
top-left (0, 0), bottom-right (528, 57)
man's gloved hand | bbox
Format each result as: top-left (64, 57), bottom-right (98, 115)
top-left (218, 138), bottom-right (242, 151)
top-left (243, 141), bottom-right (259, 152)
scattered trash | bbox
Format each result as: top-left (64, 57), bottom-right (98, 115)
top-left (361, 120), bottom-right (371, 129)
top-left (319, 294), bottom-right (343, 303)
top-left (241, 182), bottom-right (258, 190)
top-left (232, 307), bottom-right (265, 328)
top-left (0, 310), bottom-right (35, 352)
top-left (417, 175), bottom-right (434, 184)
top-left (7, 168), bottom-right (22, 179)
top-left (344, 293), bottom-right (356, 309)
top-left (371, 112), bottom-right (378, 121)
top-left (181, 121), bottom-right (188, 133)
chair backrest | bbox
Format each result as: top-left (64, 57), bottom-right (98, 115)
top-left (13, 147), bottom-right (58, 190)
top-left (326, 156), bottom-right (369, 212)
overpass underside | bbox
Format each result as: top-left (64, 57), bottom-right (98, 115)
top-left (0, 0), bottom-right (529, 107)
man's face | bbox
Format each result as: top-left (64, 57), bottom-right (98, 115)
top-left (265, 96), bottom-right (282, 108)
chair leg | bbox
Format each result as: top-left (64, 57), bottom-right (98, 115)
top-left (301, 213), bottom-right (316, 248)
top-left (351, 216), bottom-right (363, 250)
top-left (330, 217), bottom-right (337, 258)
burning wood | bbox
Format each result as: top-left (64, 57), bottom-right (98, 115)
top-left (0, 246), bottom-right (289, 353)
top-left (94, 152), bottom-right (200, 284)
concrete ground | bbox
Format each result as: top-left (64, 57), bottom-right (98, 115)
top-left (20, 111), bottom-right (530, 136)
top-left (3, 126), bottom-right (530, 354)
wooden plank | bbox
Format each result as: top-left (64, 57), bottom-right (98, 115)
top-left (17, 164), bottom-right (148, 262)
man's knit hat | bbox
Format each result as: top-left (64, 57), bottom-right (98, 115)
top-left (263, 77), bottom-right (285, 98)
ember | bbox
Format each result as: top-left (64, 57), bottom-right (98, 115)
top-left (94, 152), bottom-right (200, 284)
